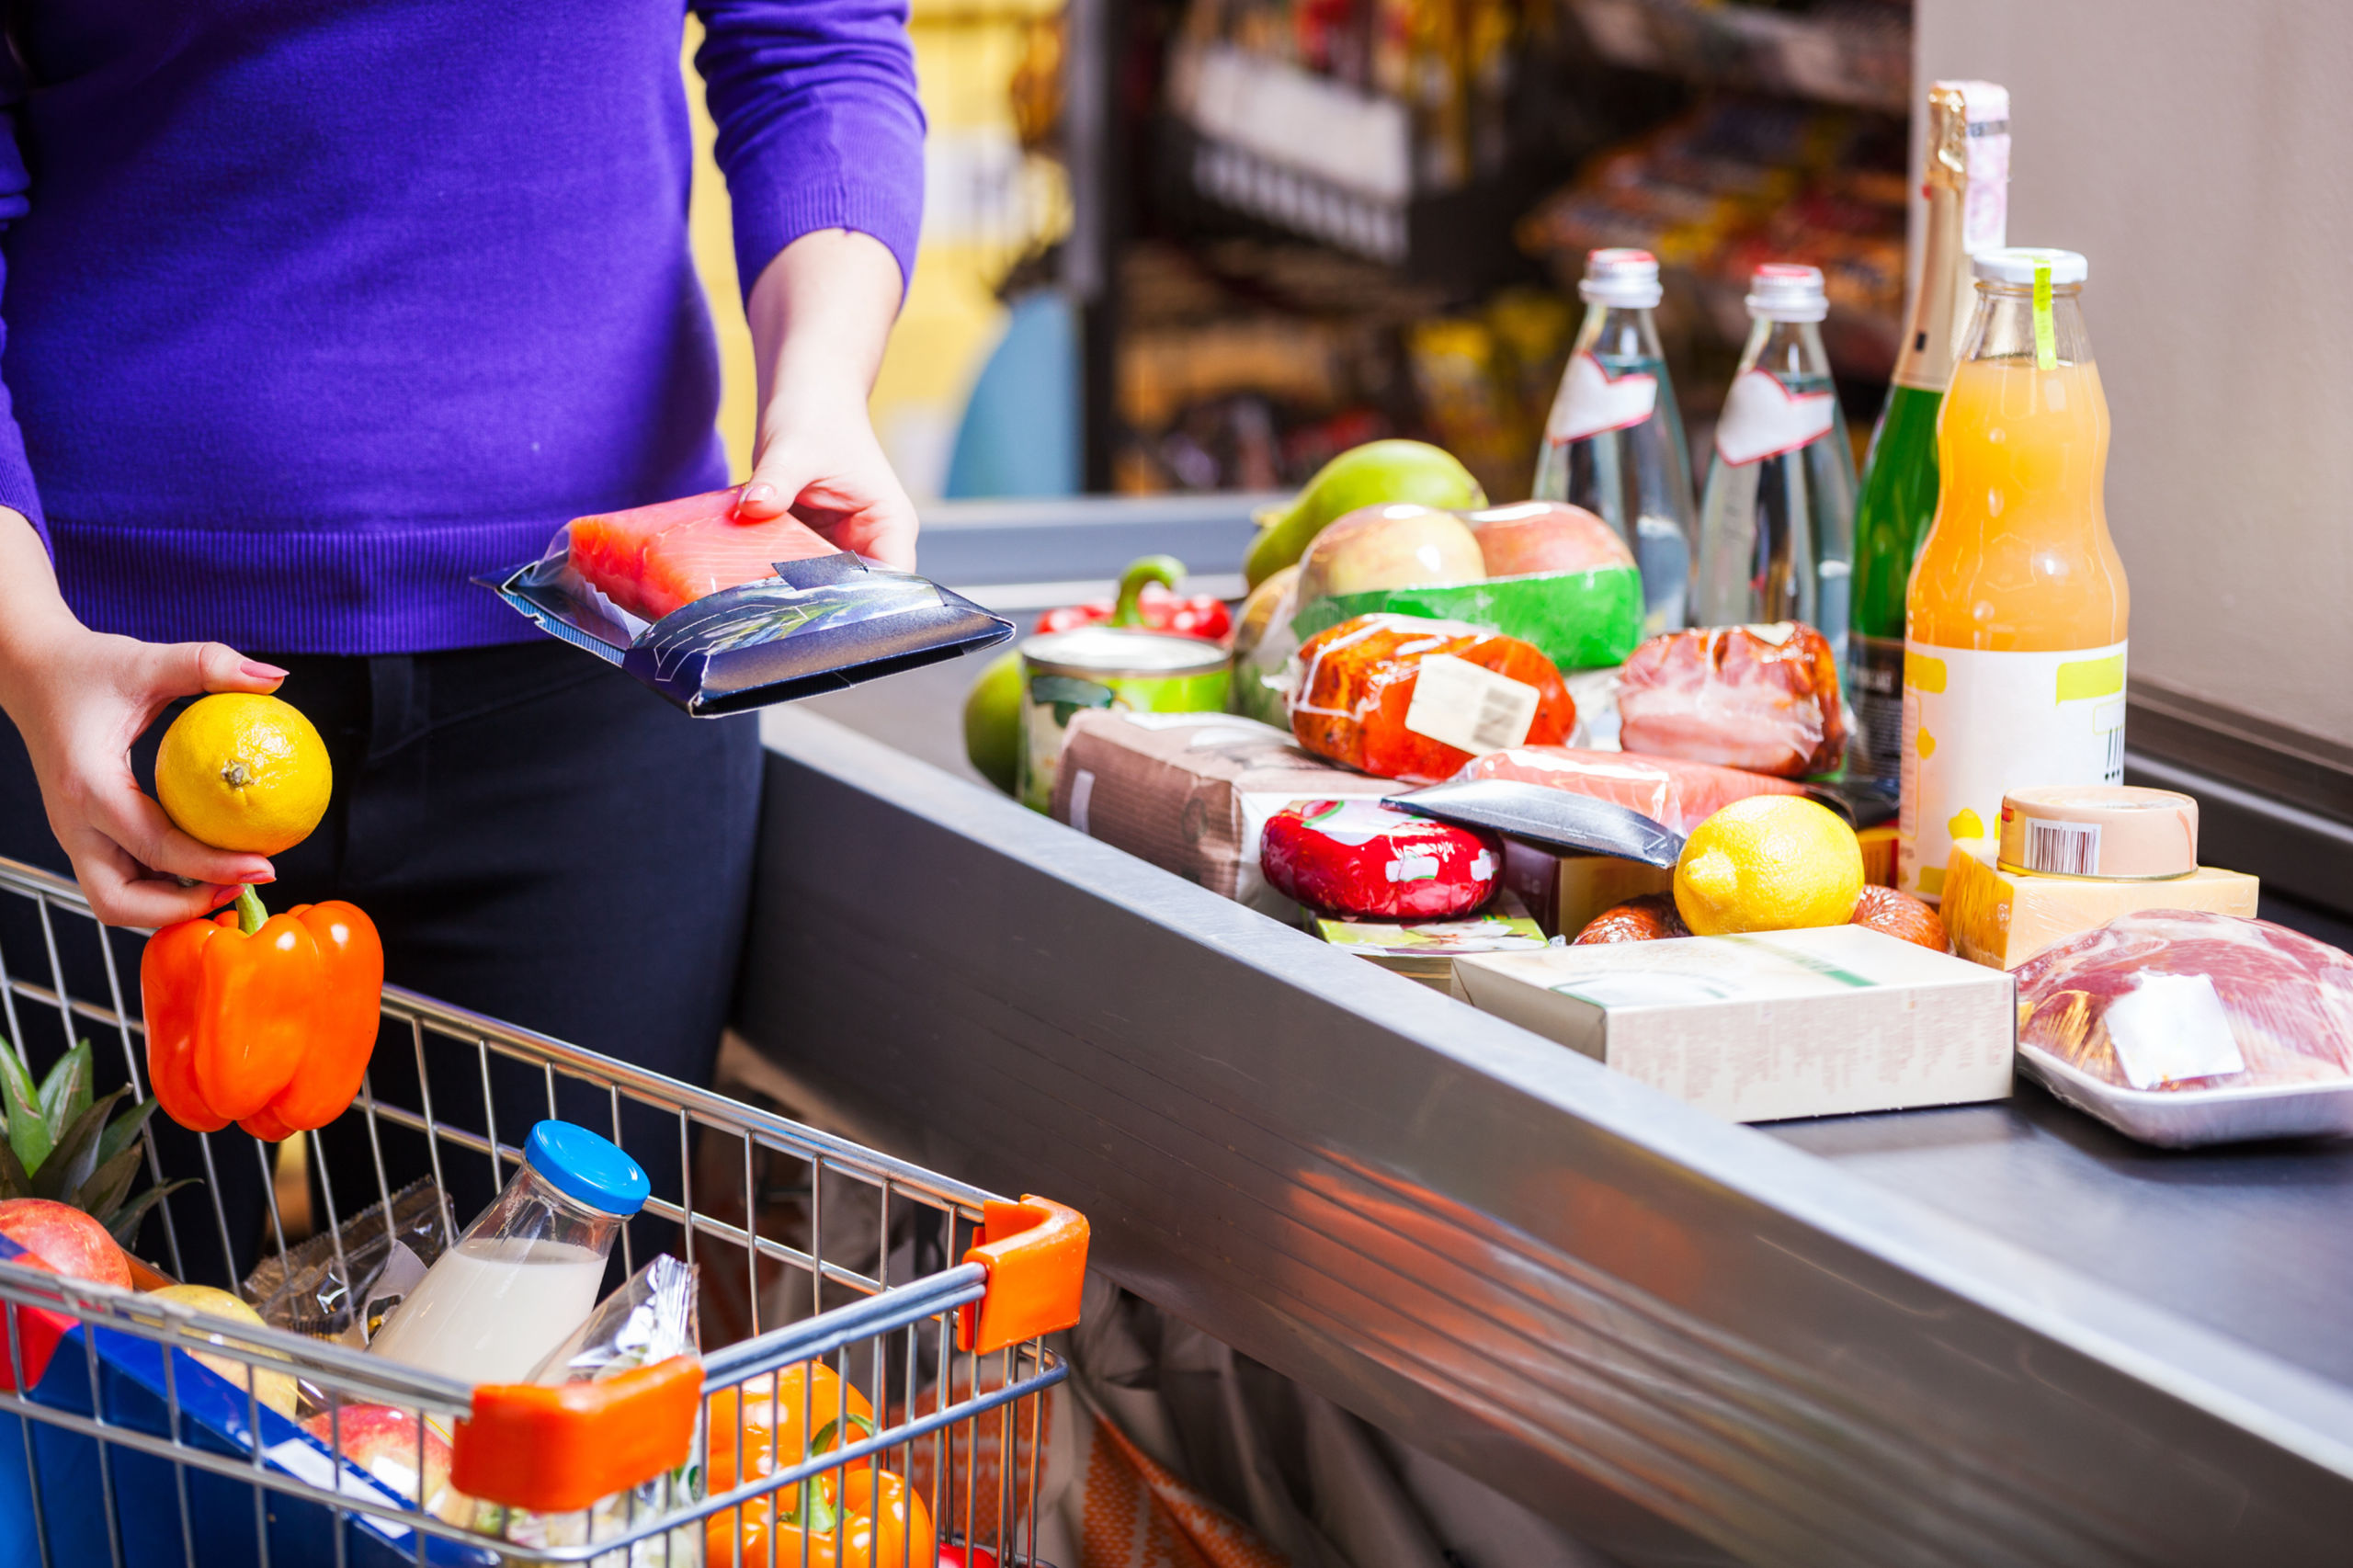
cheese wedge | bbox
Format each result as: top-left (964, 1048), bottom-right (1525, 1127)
top-left (1942, 836), bottom-right (2259, 970)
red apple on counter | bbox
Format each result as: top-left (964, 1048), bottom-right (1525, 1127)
top-left (1464, 501), bottom-right (1631, 579)
top-left (0, 1199), bottom-right (131, 1290)
top-left (307, 1403), bottom-right (459, 1517)
top-left (1294, 503), bottom-right (1484, 608)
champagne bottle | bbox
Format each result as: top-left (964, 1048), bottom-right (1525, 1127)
top-left (1847, 81), bottom-right (2010, 789)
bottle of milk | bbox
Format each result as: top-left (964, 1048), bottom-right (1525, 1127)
top-left (368, 1120), bottom-right (647, 1384)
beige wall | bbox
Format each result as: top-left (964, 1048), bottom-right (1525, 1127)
top-left (1918, 0), bottom-right (2353, 744)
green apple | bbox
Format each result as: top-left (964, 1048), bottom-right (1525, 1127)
top-left (962, 649), bottom-right (1024, 795)
top-left (1243, 440), bottom-right (1483, 589)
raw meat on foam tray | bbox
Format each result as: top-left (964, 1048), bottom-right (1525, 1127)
top-left (565, 485), bottom-right (840, 623)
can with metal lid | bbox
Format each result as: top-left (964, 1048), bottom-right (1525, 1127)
top-left (1017, 626), bottom-right (1231, 812)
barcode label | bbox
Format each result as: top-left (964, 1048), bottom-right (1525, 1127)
top-left (2024, 818), bottom-right (2102, 876)
top-left (2102, 723), bottom-right (2126, 782)
top-left (1403, 654), bottom-right (1541, 756)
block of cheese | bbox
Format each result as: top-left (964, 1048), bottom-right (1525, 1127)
top-left (1942, 837), bottom-right (2260, 970)
top-left (1858, 824), bottom-right (1898, 888)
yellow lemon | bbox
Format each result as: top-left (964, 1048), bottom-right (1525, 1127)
top-left (1674, 796), bottom-right (1865, 937)
top-left (144, 1283), bottom-right (300, 1417)
top-left (155, 694), bottom-right (331, 855)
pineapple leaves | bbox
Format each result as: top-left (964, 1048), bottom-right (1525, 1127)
top-left (0, 1128), bottom-right (28, 1200)
top-left (96, 1095), bottom-right (160, 1171)
top-left (38, 1040), bottom-right (95, 1147)
top-left (32, 1086), bottom-right (125, 1205)
top-left (0, 1035), bottom-right (48, 1175)
top-left (104, 1180), bottom-right (194, 1250)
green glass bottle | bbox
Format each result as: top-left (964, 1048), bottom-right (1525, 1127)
top-left (1849, 80), bottom-right (2009, 787)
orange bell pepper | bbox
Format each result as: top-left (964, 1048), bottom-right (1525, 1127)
top-left (141, 887), bottom-right (382, 1137)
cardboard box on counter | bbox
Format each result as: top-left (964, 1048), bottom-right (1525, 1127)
top-left (1941, 836), bottom-right (2260, 970)
top-left (1452, 925), bottom-right (2014, 1122)
top-left (1051, 710), bottom-right (1392, 915)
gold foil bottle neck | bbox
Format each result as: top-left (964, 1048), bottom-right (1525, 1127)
top-left (1927, 84), bottom-right (1970, 190)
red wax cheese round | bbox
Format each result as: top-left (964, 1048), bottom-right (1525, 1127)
top-left (1261, 800), bottom-right (1502, 918)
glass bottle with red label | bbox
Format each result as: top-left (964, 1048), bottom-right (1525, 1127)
top-left (1692, 263), bottom-right (1857, 673)
top-left (1532, 248), bottom-right (1696, 634)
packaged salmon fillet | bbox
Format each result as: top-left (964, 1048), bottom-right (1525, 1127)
top-left (1451, 745), bottom-right (1805, 835)
top-left (1288, 615), bottom-right (1575, 784)
top-left (1615, 622), bottom-right (1848, 778)
top-left (483, 488), bottom-right (1010, 715)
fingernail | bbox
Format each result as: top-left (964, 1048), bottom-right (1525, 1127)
top-left (740, 483), bottom-right (777, 509)
top-left (243, 869), bottom-right (275, 884)
top-left (242, 659), bottom-right (289, 680)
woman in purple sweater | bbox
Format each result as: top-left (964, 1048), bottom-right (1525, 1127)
top-left (0, 3), bottom-right (926, 1268)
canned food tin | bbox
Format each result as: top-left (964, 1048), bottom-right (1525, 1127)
top-left (1018, 626), bottom-right (1231, 812)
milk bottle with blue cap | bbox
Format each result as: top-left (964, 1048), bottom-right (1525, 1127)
top-left (367, 1120), bottom-right (649, 1383)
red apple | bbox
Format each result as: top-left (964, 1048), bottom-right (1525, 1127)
top-left (0, 1199), bottom-right (131, 1290)
top-left (307, 1403), bottom-right (459, 1517)
top-left (1464, 501), bottom-right (1632, 579)
top-left (1294, 503), bottom-right (1484, 608)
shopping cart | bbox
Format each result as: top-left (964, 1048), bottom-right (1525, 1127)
top-left (0, 852), bottom-right (1083, 1567)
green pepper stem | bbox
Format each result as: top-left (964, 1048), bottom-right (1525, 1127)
top-left (1108, 554), bottom-right (1186, 628)
top-left (234, 884), bottom-right (269, 935)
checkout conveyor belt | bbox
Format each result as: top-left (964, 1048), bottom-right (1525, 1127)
top-left (727, 497), bottom-right (2353, 1568)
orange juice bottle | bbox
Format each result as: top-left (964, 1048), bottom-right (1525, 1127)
top-left (1899, 248), bottom-right (2130, 901)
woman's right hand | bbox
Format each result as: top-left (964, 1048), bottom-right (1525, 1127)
top-left (0, 511), bottom-right (286, 927)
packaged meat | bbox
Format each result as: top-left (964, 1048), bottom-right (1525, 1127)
top-left (2018, 911), bottom-right (2353, 1089)
top-left (564, 486), bottom-right (839, 623)
top-left (1289, 615), bottom-right (1575, 784)
top-left (1451, 745), bottom-right (1804, 836)
top-left (1616, 622), bottom-right (1847, 778)
top-left (1849, 885), bottom-right (1949, 951)
top-left (1049, 710), bottom-right (1391, 915)
top-left (1260, 799), bottom-right (1501, 918)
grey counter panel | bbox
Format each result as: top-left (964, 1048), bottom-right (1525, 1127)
top-left (739, 710), bottom-right (2353, 1568)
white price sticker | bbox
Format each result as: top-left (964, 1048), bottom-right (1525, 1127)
top-left (2103, 972), bottom-right (2245, 1089)
top-left (1404, 654), bottom-right (1540, 756)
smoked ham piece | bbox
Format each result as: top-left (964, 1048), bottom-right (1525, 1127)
top-left (2017, 910), bottom-right (2353, 1090)
top-left (565, 486), bottom-right (839, 622)
top-left (1616, 622), bottom-right (1847, 778)
top-left (1289, 615), bottom-right (1574, 784)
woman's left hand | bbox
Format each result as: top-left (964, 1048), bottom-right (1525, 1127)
top-left (736, 229), bottom-right (919, 572)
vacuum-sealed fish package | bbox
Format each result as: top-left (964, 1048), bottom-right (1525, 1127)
top-left (483, 486), bottom-right (1012, 715)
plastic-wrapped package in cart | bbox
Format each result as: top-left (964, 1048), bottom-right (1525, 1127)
top-left (1452, 745), bottom-right (1805, 835)
top-left (2015, 910), bottom-right (2353, 1145)
top-left (1261, 800), bottom-right (1503, 919)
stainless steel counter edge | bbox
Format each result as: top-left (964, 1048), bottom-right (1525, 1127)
top-left (741, 708), bottom-right (2353, 1566)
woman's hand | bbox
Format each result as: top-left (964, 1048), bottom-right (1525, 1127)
top-left (0, 511), bottom-right (281, 927)
top-left (735, 228), bottom-right (918, 571)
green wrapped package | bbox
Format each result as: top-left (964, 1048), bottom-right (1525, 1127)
top-left (1289, 565), bottom-right (1643, 672)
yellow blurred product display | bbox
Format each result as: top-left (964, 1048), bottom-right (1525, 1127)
top-left (1940, 839), bottom-right (2262, 972)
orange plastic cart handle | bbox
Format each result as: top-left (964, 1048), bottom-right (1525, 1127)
top-left (958, 1195), bottom-right (1089, 1355)
top-left (450, 1354), bottom-right (703, 1512)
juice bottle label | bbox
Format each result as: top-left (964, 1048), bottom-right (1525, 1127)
top-left (1548, 350), bottom-right (1659, 442)
top-left (1714, 368), bottom-right (1836, 465)
top-left (1897, 639), bottom-right (2127, 902)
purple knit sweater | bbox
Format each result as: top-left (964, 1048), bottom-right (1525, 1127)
top-left (0, 2), bottom-right (924, 653)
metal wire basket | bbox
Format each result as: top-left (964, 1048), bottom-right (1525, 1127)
top-left (0, 853), bottom-right (1076, 1567)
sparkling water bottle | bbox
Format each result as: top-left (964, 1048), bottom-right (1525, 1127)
top-left (1694, 263), bottom-right (1856, 671)
top-left (1532, 248), bottom-right (1696, 634)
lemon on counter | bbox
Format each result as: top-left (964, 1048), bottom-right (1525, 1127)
top-left (1674, 796), bottom-right (1864, 937)
top-left (145, 1283), bottom-right (301, 1417)
top-left (155, 694), bottom-right (331, 855)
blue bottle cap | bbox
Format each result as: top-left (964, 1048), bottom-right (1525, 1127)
top-left (524, 1121), bottom-right (650, 1218)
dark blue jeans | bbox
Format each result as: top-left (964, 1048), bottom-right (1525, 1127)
top-left (0, 639), bottom-right (761, 1285)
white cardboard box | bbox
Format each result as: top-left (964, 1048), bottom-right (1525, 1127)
top-left (1451, 925), bottom-right (2014, 1122)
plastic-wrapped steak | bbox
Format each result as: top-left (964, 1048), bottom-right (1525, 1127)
top-left (1260, 799), bottom-right (1502, 918)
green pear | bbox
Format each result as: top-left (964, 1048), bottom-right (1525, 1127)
top-left (1243, 440), bottom-right (1484, 589)
top-left (962, 648), bottom-right (1024, 794)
